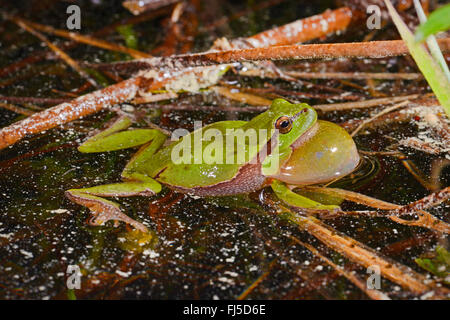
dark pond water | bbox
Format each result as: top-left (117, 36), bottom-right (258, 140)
top-left (0, 0), bottom-right (448, 299)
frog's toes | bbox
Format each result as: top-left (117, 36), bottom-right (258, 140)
top-left (89, 203), bottom-right (148, 233)
top-left (65, 190), bottom-right (148, 233)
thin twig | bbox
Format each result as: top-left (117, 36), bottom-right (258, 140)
top-left (0, 103), bottom-right (35, 116)
top-left (237, 259), bottom-right (277, 300)
top-left (351, 100), bottom-right (410, 137)
top-left (285, 71), bottom-right (422, 80)
top-left (282, 211), bottom-right (437, 295)
top-left (212, 86), bottom-right (272, 106)
top-left (13, 19), bottom-right (101, 89)
top-left (0, 96), bottom-right (70, 105)
top-left (246, 7), bottom-right (352, 47)
top-left (122, 0), bottom-right (179, 15)
top-left (13, 16), bottom-right (152, 59)
top-left (301, 186), bottom-right (450, 234)
top-left (314, 94), bottom-right (418, 112)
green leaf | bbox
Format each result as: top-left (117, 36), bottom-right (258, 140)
top-left (415, 4), bottom-right (450, 42)
top-left (116, 25), bottom-right (138, 50)
top-left (436, 245), bottom-right (450, 266)
top-left (384, 0), bottom-right (450, 117)
top-left (67, 289), bottom-right (77, 300)
top-left (415, 246), bottom-right (450, 284)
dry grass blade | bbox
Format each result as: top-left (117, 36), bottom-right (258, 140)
top-left (351, 101), bottom-right (410, 137)
top-left (289, 236), bottom-right (391, 300)
top-left (394, 187), bottom-right (450, 216)
top-left (212, 86), bottom-right (272, 106)
top-left (285, 71), bottom-right (422, 80)
top-left (314, 94), bottom-right (418, 112)
top-left (283, 212), bottom-right (442, 296)
top-left (302, 186), bottom-right (450, 234)
top-left (237, 259), bottom-right (277, 300)
top-left (0, 103), bottom-right (35, 116)
top-left (13, 19), bottom-right (101, 89)
top-left (13, 16), bottom-right (152, 59)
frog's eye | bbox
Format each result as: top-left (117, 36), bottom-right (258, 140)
top-left (275, 116), bottom-right (293, 134)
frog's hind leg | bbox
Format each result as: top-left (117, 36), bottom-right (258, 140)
top-left (68, 115), bottom-right (168, 232)
top-left (78, 115), bottom-right (167, 153)
top-left (271, 180), bottom-right (340, 211)
top-left (66, 176), bottom-right (162, 232)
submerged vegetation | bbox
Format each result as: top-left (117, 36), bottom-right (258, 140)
top-left (0, 0), bottom-right (449, 300)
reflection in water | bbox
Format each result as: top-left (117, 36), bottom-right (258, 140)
top-left (329, 154), bottom-right (380, 190)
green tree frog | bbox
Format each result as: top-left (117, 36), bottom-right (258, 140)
top-left (66, 99), bottom-right (359, 232)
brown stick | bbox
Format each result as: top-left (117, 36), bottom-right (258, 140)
top-left (0, 8), bottom-right (353, 150)
top-left (289, 236), bottom-right (391, 300)
top-left (126, 38), bottom-right (450, 70)
top-left (394, 187), bottom-right (450, 216)
top-left (0, 77), bottom-right (141, 150)
top-left (122, 0), bottom-right (179, 15)
top-left (302, 186), bottom-right (450, 234)
top-left (246, 7), bottom-right (353, 47)
top-left (285, 213), bottom-right (435, 295)
top-left (351, 101), bottom-right (410, 136)
top-left (0, 103), bottom-right (35, 116)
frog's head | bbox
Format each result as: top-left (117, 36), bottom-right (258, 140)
top-left (267, 98), bottom-right (317, 152)
top-left (245, 99), bottom-right (318, 175)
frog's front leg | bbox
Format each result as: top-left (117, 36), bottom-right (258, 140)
top-left (271, 180), bottom-right (340, 211)
top-left (78, 115), bottom-right (166, 153)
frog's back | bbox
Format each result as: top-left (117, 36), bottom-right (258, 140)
top-left (145, 121), bottom-right (253, 189)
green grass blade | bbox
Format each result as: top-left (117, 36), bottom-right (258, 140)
top-left (384, 0), bottom-right (450, 117)
top-left (415, 4), bottom-right (450, 42)
top-left (413, 0), bottom-right (450, 81)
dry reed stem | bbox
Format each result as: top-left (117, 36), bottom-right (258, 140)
top-left (314, 94), bottom-right (418, 111)
top-left (0, 96), bottom-right (70, 105)
top-left (246, 7), bottom-right (352, 47)
top-left (285, 71), bottom-right (422, 80)
top-left (14, 16), bottom-right (152, 59)
top-left (302, 186), bottom-right (450, 234)
top-left (289, 236), bottom-right (391, 300)
top-left (0, 77), bottom-right (141, 149)
top-left (284, 212), bottom-right (437, 295)
top-left (128, 38), bottom-right (450, 70)
top-left (237, 259), bottom-right (277, 300)
top-left (0, 5), bottom-right (172, 78)
top-left (0, 8), bottom-right (354, 149)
